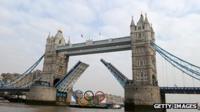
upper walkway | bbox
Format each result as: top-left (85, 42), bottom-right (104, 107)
top-left (56, 36), bottom-right (131, 55)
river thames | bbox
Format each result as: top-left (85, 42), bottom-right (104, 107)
top-left (0, 102), bottom-right (124, 112)
top-left (0, 94), bottom-right (200, 112)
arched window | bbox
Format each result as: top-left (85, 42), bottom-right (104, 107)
top-left (53, 78), bottom-right (60, 86)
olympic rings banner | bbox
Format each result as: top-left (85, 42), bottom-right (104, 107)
top-left (73, 90), bottom-right (105, 106)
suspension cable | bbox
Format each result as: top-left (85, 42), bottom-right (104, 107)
top-left (5, 54), bottom-right (44, 87)
top-left (151, 43), bottom-right (200, 81)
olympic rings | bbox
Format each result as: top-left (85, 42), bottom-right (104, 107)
top-left (95, 91), bottom-right (105, 102)
top-left (84, 90), bottom-right (94, 101)
top-left (73, 90), bottom-right (105, 106)
top-left (74, 90), bottom-right (83, 99)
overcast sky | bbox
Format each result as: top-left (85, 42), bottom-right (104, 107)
top-left (0, 0), bottom-right (200, 96)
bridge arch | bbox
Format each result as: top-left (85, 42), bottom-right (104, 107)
top-left (53, 78), bottom-right (60, 86)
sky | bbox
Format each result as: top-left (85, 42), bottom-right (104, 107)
top-left (0, 0), bottom-right (200, 96)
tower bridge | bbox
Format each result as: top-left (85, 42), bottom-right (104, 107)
top-left (0, 14), bottom-right (200, 111)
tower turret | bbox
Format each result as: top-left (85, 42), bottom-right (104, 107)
top-left (130, 16), bottom-right (135, 27)
top-left (130, 16), bottom-right (136, 34)
top-left (54, 30), bottom-right (66, 46)
top-left (144, 14), bottom-right (151, 30)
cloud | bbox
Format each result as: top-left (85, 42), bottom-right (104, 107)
top-left (0, 0), bottom-right (200, 96)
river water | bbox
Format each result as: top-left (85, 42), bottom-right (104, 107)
top-left (0, 94), bottom-right (200, 112)
top-left (0, 102), bottom-right (124, 112)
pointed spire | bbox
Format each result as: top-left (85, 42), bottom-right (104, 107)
top-left (144, 13), bottom-right (149, 24)
top-left (137, 13), bottom-right (144, 25)
top-left (140, 13), bottom-right (144, 20)
top-left (68, 37), bottom-right (71, 44)
top-left (130, 16), bottom-right (135, 27)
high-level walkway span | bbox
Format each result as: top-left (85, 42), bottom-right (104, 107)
top-left (56, 36), bottom-right (131, 55)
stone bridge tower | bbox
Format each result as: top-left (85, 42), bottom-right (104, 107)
top-left (125, 14), bottom-right (161, 109)
top-left (42, 30), bottom-right (69, 86)
top-left (27, 30), bottom-right (71, 104)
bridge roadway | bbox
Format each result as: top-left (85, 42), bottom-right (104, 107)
top-left (1, 87), bottom-right (200, 94)
top-left (56, 36), bottom-right (131, 55)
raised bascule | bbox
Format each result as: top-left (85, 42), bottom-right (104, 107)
top-left (1, 14), bottom-right (200, 111)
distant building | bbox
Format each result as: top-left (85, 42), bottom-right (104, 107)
top-left (1, 73), bottom-right (20, 84)
top-left (104, 94), bottom-right (124, 105)
top-left (1, 69), bottom-right (42, 84)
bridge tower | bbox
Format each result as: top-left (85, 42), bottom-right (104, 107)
top-left (27, 30), bottom-right (71, 104)
top-left (42, 30), bottom-right (69, 86)
top-left (125, 14), bottom-right (161, 109)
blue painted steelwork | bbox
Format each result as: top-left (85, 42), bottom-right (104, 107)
top-left (160, 87), bottom-right (200, 94)
top-left (100, 59), bottom-right (128, 87)
top-left (56, 91), bottom-right (67, 97)
top-left (55, 61), bottom-right (89, 93)
top-left (151, 43), bottom-right (200, 81)
top-left (55, 61), bottom-right (82, 87)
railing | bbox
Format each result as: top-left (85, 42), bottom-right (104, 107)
top-left (56, 36), bottom-right (130, 50)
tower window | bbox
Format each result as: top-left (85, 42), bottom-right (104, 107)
top-left (138, 33), bottom-right (141, 38)
top-left (59, 40), bottom-right (62, 44)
